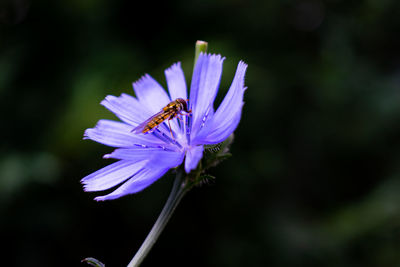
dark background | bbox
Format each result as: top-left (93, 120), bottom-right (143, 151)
top-left (1, 0), bottom-right (400, 266)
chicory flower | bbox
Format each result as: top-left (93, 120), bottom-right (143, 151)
top-left (82, 53), bottom-right (247, 201)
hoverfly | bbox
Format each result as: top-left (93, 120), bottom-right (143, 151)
top-left (131, 98), bottom-right (191, 138)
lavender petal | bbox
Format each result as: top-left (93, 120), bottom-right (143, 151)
top-left (95, 152), bottom-right (184, 201)
top-left (189, 53), bottom-right (224, 141)
top-left (184, 145), bottom-right (203, 173)
top-left (165, 62), bottom-right (187, 101)
top-left (81, 160), bottom-right (148, 192)
top-left (133, 74), bottom-right (171, 114)
top-left (193, 61), bottom-right (248, 145)
top-left (104, 148), bottom-right (182, 161)
top-left (84, 119), bottom-right (165, 148)
top-left (101, 94), bottom-right (153, 126)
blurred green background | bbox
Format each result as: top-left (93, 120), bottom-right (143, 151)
top-left (1, 0), bottom-right (400, 266)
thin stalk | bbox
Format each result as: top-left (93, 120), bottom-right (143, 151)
top-left (127, 170), bottom-right (188, 267)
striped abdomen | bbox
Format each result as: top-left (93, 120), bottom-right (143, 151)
top-left (142, 110), bottom-right (175, 133)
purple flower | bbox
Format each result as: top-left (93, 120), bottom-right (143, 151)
top-left (81, 53), bottom-right (248, 201)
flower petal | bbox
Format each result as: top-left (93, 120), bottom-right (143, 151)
top-left (164, 62), bottom-right (188, 135)
top-left (165, 62), bottom-right (187, 101)
top-left (84, 119), bottom-right (166, 148)
top-left (101, 94), bottom-right (153, 126)
top-left (104, 148), bottom-right (182, 161)
top-left (202, 109), bottom-right (242, 144)
top-left (94, 168), bottom-right (165, 201)
top-left (94, 151), bottom-right (184, 201)
top-left (133, 74), bottom-right (171, 114)
top-left (192, 61), bottom-right (248, 145)
top-left (184, 145), bottom-right (203, 173)
top-left (189, 53), bottom-right (224, 140)
top-left (81, 160), bottom-right (148, 192)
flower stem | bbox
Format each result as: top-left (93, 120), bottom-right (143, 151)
top-left (127, 169), bottom-right (188, 267)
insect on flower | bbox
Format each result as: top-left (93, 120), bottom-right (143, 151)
top-left (131, 98), bottom-right (191, 138)
top-left (82, 54), bottom-right (248, 201)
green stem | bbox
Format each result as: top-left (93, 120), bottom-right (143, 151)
top-left (193, 40), bottom-right (208, 69)
top-left (127, 170), bottom-right (188, 267)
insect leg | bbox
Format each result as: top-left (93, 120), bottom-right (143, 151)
top-left (179, 111), bottom-right (191, 116)
top-left (167, 119), bottom-right (175, 141)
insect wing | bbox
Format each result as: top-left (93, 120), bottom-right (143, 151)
top-left (131, 110), bottom-right (165, 134)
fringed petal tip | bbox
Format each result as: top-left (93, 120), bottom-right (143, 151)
top-left (165, 62), bottom-right (182, 72)
top-left (82, 185), bottom-right (93, 193)
top-left (238, 60), bottom-right (248, 69)
top-left (132, 73), bottom-right (151, 87)
top-left (165, 61), bottom-right (187, 101)
top-left (102, 154), bottom-right (112, 159)
top-left (100, 95), bottom-right (113, 105)
top-left (132, 74), bottom-right (165, 95)
top-left (132, 72), bottom-right (171, 114)
top-left (198, 52), bottom-right (226, 62)
top-left (82, 129), bottom-right (92, 140)
top-left (94, 196), bottom-right (107, 201)
top-left (94, 193), bottom-right (115, 201)
top-left (81, 181), bottom-right (99, 192)
top-left (99, 96), bottom-right (116, 110)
